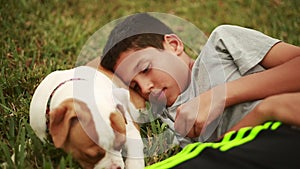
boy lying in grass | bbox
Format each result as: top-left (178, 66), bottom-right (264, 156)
top-left (99, 13), bottom-right (300, 146)
top-left (98, 13), bottom-right (300, 168)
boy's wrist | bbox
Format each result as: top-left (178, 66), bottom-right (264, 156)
top-left (223, 83), bottom-right (239, 108)
top-left (208, 84), bottom-right (227, 108)
top-left (224, 79), bottom-right (257, 108)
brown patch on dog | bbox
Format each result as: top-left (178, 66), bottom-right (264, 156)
top-left (49, 99), bottom-right (106, 169)
top-left (109, 110), bottom-right (126, 151)
top-left (49, 99), bottom-right (77, 148)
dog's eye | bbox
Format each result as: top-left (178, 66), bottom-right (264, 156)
top-left (130, 82), bottom-right (140, 92)
top-left (94, 151), bottom-right (105, 159)
top-left (70, 117), bottom-right (78, 127)
top-left (133, 84), bottom-right (140, 92)
top-left (83, 150), bottom-right (105, 163)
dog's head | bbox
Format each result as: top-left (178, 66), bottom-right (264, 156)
top-left (29, 66), bottom-right (142, 169)
top-left (49, 98), bottom-right (127, 169)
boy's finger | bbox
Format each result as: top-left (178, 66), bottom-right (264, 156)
top-left (187, 127), bottom-right (195, 138)
top-left (175, 106), bottom-right (198, 137)
top-left (187, 124), bottom-right (202, 138)
top-left (174, 105), bottom-right (182, 120)
top-left (174, 118), bottom-right (185, 136)
top-left (174, 106), bottom-right (185, 136)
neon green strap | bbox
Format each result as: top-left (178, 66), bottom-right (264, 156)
top-left (145, 121), bottom-right (282, 169)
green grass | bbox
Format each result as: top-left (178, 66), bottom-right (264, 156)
top-left (1, 0), bottom-right (299, 168)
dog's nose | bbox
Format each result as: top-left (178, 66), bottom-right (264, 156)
top-left (110, 164), bottom-right (122, 169)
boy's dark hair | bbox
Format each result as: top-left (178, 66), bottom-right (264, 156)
top-left (101, 13), bottom-right (174, 72)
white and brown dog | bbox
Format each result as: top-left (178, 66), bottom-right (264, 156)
top-left (30, 66), bottom-right (145, 169)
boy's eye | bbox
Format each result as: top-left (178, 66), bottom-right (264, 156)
top-left (142, 64), bottom-right (151, 73)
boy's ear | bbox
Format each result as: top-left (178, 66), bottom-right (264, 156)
top-left (163, 34), bottom-right (184, 56)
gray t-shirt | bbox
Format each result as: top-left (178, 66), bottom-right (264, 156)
top-left (163, 25), bottom-right (280, 146)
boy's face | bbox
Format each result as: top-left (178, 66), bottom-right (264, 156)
top-left (114, 47), bottom-right (191, 107)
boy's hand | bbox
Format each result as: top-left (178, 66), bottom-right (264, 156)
top-left (174, 86), bottom-right (226, 138)
top-left (229, 92), bottom-right (300, 131)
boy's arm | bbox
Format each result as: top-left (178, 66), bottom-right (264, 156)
top-left (229, 92), bottom-right (300, 131)
top-left (225, 42), bottom-right (300, 107)
top-left (260, 42), bottom-right (300, 68)
top-left (175, 42), bottom-right (300, 138)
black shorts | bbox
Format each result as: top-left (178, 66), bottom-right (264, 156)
top-left (146, 121), bottom-right (300, 169)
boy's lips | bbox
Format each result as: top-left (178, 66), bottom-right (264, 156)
top-left (150, 88), bottom-right (167, 103)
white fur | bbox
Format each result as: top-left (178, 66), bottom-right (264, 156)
top-left (30, 66), bottom-right (144, 169)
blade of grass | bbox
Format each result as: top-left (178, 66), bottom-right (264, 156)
top-left (0, 141), bottom-right (14, 167)
top-left (15, 126), bottom-right (26, 168)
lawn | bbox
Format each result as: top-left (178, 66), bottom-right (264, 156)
top-left (1, 0), bottom-right (299, 168)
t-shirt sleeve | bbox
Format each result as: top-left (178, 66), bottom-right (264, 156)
top-left (208, 25), bottom-right (281, 75)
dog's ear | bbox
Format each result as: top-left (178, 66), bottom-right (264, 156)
top-left (49, 99), bottom-right (78, 148)
top-left (109, 110), bottom-right (126, 151)
top-left (98, 66), bottom-right (145, 109)
top-left (129, 89), bottom-right (145, 109)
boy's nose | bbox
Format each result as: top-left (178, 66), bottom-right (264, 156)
top-left (136, 76), bottom-right (153, 96)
